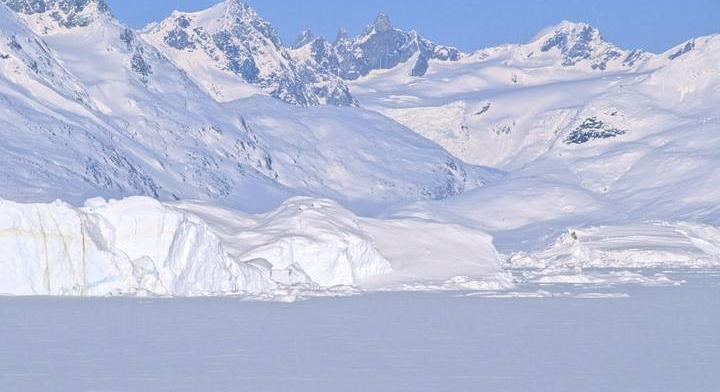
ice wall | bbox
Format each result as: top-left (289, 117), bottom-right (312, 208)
top-left (0, 196), bottom-right (511, 297)
top-left (0, 197), bottom-right (275, 296)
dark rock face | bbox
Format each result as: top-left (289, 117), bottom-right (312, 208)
top-left (668, 40), bottom-right (695, 60)
top-left (373, 12), bottom-right (392, 33)
top-left (163, 17), bottom-right (194, 50)
top-left (292, 36), bottom-right (356, 106)
top-left (292, 29), bottom-right (314, 49)
top-left (2, 0), bottom-right (49, 13)
top-left (201, 4), bottom-right (316, 106)
top-left (8, 35), bottom-right (22, 50)
top-left (565, 117), bottom-right (627, 144)
top-left (410, 54), bottom-right (429, 77)
top-left (116, 26), bottom-right (154, 83)
top-left (312, 82), bottom-right (354, 106)
top-left (211, 30), bottom-right (261, 84)
top-left (130, 52), bottom-right (151, 80)
top-left (308, 38), bottom-right (340, 73)
top-left (622, 49), bottom-right (647, 67)
top-left (119, 27), bottom-right (134, 48)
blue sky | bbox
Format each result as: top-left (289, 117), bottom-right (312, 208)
top-left (107, 0), bottom-right (719, 53)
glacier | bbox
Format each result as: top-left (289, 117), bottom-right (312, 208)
top-left (0, 196), bottom-right (276, 296)
top-left (0, 196), bottom-right (512, 296)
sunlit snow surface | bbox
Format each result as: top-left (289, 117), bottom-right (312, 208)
top-left (1, 271), bottom-right (718, 392)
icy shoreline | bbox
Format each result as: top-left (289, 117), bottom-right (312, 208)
top-left (2, 196), bottom-right (719, 300)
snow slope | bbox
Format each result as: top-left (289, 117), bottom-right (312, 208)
top-left (351, 22), bottom-right (657, 167)
top-left (352, 21), bottom-right (720, 229)
top-left (345, 21), bottom-right (720, 290)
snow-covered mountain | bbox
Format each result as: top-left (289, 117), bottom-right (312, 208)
top-left (142, 2), bottom-right (462, 105)
top-left (142, 0), bottom-right (355, 106)
top-left (1, 0), bottom-right (720, 298)
top-left (0, 1), bottom-right (90, 102)
top-left (354, 22), bottom-right (720, 254)
top-left (350, 21), bottom-right (669, 169)
top-left (524, 21), bottom-right (650, 70)
top-left (2, 0), bottom-right (111, 31)
top-left (290, 12), bottom-right (461, 81)
top-left (0, 0), bottom-right (482, 210)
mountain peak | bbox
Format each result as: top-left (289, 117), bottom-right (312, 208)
top-left (373, 12), bottom-right (392, 33)
top-left (320, 12), bottom-right (461, 79)
top-left (172, 0), bottom-right (283, 53)
top-left (334, 29), bottom-right (349, 44)
top-left (220, 0), bottom-right (253, 17)
top-left (526, 20), bottom-right (638, 70)
top-left (547, 20), bottom-right (593, 32)
top-left (2, 0), bottom-right (109, 13)
top-left (292, 29), bottom-right (314, 49)
top-left (533, 20), bottom-right (602, 48)
top-left (1, 0), bottom-right (111, 29)
top-left (143, 1), bottom-right (355, 106)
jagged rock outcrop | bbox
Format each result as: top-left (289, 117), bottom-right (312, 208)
top-left (291, 12), bottom-right (461, 80)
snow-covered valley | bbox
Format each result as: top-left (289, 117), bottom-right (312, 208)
top-left (0, 0), bottom-right (719, 299)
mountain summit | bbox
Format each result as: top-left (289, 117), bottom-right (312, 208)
top-left (1, 0), bottom-right (111, 31)
top-left (143, 0), bottom-right (354, 106)
top-left (373, 12), bottom-right (392, 33)
top-left (527, 21), bottom-right (649, 69)
top-left (292, 28), bottom-right (314, 49)
top-left (291, 12), bottom-right (461, 80)
top-left (143, 3), bottom-right (464, 105)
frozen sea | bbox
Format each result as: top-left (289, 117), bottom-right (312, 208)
top-left (1, 271), bottom-right (719, 392)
